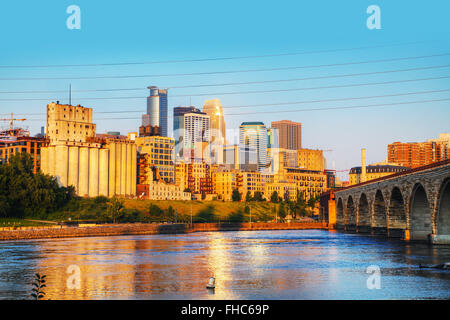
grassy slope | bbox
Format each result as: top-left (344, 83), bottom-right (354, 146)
top-left (123, 199), bottom-right (279, 220)
top-left (0, 218), bottom-right (53, 227)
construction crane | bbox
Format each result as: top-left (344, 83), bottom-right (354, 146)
top-left (0, 113), bottom-right (27, 136)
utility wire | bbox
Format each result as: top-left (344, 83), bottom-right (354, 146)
top-left (2, 65), bottom-right (450, 95)
top-left (1, 67), bottom-right (449, 102)
top-left (4, 88), bottom-right (450, 115)
top-left (1, 53), bottom-right (449, 81)
top-left (0, 39), bottom-right (441, 69)
top-left (23, 97), bottom-right (450, 120)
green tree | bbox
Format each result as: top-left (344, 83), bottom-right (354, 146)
top-left (228, 209), bottom-right (244, 222)
top-left (194, 205), bottom-right (215, 222)
top-left (278, 202), bottom-right (286, 220)
top-left (283, 190), bottom-right (291, 204)
top-left (308, 196), bottom-right (319, 208)
top-left (245, 191), bottom-right (252, 202)
top-left (167, 205), bottom-right (175, 222)
top-left (231, 188), bottom-right (241, 202)
top-left (148, 203), bottom-right (164, 221)
top-left (0, 153), bottom-right (74, 219)
top-left (270, 191), bottom-right (279, 203)
top-left (252, 191), bottom-right (265, 202)
top-left (107, 197), bottom-right (124, 223)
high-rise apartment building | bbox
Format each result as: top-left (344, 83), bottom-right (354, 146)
top-left (297, 148), bottom-right (325, 172)
top-left (239, 122), bottom-right (268, 172)
top-left (271, 120), bottom-right (302, 150)
top-left (388, 134), bottom-right (450, 168)
top-left (135, 135), bottom-right (175, 184)
top-left (142, 86), bottom-right (168, 136)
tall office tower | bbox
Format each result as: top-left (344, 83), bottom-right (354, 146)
top-left (142, 86), bottom-right (168, 136)
top-left (239, 122), bottom-right (268, 172)
top-left (173, 106), bottom-right (210, 162)
top-left (158, 89), bottom-right (168, 136)
top-left (203, 99), bottom-right (226, 164)
top-left (271, 120), bottom-right (302, 150)
top-left (267, 128), bottom-right (279, 148)
top-left (202, 99), bottom-right (226, 143)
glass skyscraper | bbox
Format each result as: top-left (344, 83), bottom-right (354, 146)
top-left (142, 86), bottom-right (168, 137)
top-left (239, 122), bottom-right (268, 172)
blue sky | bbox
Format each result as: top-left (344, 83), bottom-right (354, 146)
top-left (0, 0), bottom-right (449, 179)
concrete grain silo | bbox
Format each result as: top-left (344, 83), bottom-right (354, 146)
top-left (78, 147), bottom-right (90, 197)
top-left (88, 147), bottom-right (99, 197)
top-left (68, 146), bottom-right (79, 194)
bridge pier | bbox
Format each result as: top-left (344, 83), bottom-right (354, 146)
top-left (345, 224), bottom-right (357, 232)
top-left (431, 234), bottom-right (450, 245)
top-left (356, 225), bottom-right (371, 233)
top-left (371, 227), bottom-right (388, 236)
top-left (387, 228), bottom-right (405, 238)
top-left (336, 223), bottom-right (345, 231)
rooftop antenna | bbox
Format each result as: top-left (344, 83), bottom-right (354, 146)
top-left (69, 84), bottom-right (72, 105)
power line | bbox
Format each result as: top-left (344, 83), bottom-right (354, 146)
top-left (225, 98), bottom-right (450, 116)
top-left (5, 88), bottom-right (450, 116)
top-left (1, 67), bottom-right (449, 102)
top-left (2, 64), bottom-right (449, 95)
top-left (22, 97), bottom-right (450, 121)
top-left (0, 39), bottom-right (441, 69)
top-left (1, 53), bottom-right (449, 81)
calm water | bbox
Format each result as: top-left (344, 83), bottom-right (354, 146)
top-left (0, 230), bottom-right (449, 300)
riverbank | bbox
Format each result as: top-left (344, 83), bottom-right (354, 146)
top-left (0, 222), bottom-right (330, 241)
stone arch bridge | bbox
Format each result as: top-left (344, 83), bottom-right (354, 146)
top-left (334, 160), bottom-right (450, 244)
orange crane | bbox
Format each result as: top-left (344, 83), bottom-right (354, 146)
top-left (0, 113), bottom-right (27, 135)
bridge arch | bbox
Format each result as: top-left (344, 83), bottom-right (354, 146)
top-left (388, 187), bottom-right (407, 237)
top-left (357, 193), bottom-right (371, 233)
top-left (409, 183), bottom-right (432, 240)
top-left (372, 190), bottom-right (387, 235)
top-left (346, 196), bottom-right (356, 231)
top-left (337, 197), bottom-right (344, 228)
top-left (436, 178), bottom-right (450, 236)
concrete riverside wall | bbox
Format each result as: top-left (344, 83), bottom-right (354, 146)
top-left (0, 222), bottom-right (329, 241)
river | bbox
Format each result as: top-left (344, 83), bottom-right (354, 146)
top-left (0, 229), bottom-right (449, 300)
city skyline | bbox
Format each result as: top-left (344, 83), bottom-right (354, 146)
top-left (1, 1), bottom-right (450, 179)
